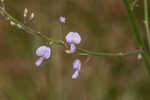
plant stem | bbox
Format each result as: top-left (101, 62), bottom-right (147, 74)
top-left (77, 48), bottom-right (141, 57)
top-left (0, 6), bottom-right (142, 58)
top-left (144, 0), bottom-right (150, 51)
top-left (123, 0), bottom-right (150, 74)
top-left (123, 0), bottom-right (144, 48)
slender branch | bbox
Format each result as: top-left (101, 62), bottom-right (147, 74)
top-left (144, 0), bottom-right (150, 51)
top-left (77, 48), bottom-right (141, 57)
top-left (123, 0), bottom-right (150, 74)
top-left (123, 0), bottom-right (144, 48)
top-left (0, 6), bottom-right (141, 57)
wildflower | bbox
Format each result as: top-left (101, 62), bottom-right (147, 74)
top-left (59, 16), bottom-right (66, 23)
top-left (72, 59), bottom-right (81, 79)
top-left (65, 32), bottom-right (81, 53)
top-left (35, 45), bottom-right (51, 67)
top-left (73, 59), bottom-right (81, 70)
top-left (72, 70), bottom-right (79, 79)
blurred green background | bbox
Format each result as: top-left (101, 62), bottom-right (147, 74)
top-left (0, 0), bottom-right (150, 100)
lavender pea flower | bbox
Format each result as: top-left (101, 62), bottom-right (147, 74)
top-left (73, 59), bottom-right (81, 71)
top-left (65, 32), bottom-right (81, 53)
top-left (59, 16), bottom-right (66, 23)
top-left (72, 59), bottom-right (82, 79)
top-left (35, 45), bottom-right (51, 67)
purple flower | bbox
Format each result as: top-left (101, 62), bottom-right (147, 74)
top-left (70, 44), bottom-right (76, 53)
top-left (35, 57), bottom-right (44, 67)
top-left (59, 16), bottom-right (66, 23)
top-left (65, 32), bottom-right (81, 53)
top-left (73, 59), bottom-right (81, 71)
top-left (35, 45), bottom-right (51, 67)
top-left (72, 59), bottom-right (81, 79)
top-left (72, 70), bottom-right (79, 79)
top-left (65, 32), bottom-right (81, 44)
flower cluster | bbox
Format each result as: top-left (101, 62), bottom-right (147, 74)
top-left (0, 0), bottom-right (146, 81)
top-left (34, 17), bottom-right (83, 79)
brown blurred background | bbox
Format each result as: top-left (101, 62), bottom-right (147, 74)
top-left (0, 0), bottom-right (150, 100)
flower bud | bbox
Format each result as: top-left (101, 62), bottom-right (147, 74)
top-left (24, 8), bottom-right (28, 17)
top-left (59, 16), bottom-right (66, 23)
top-left (29, 13), bottom-right (34, 20)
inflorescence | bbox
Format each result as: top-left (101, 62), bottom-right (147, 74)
top-left (0, 0), bottom-right (144, 79)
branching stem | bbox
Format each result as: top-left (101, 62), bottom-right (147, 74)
top-left (0, 6), bottom-right (142, 58)
top-left (123, 0), bottom-right (150, 75)
top-left (144, 0), bottom-right (150, 51)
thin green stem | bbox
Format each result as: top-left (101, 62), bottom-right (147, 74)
top-left (77, 48), bottom-right (141, 57)
top-left (123, 0), bottom-right (144, 48)
top-left (144, 0), bottom-right (150, 51)
top-left (123, 0), bottom-right (150, 74)
top-left (0, 6), bottom-right (142, 58)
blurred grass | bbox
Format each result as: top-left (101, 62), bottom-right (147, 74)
top-left (0, 0), bottom-right (150, 100)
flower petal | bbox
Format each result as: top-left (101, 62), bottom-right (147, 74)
top-left (35, 57), bottom-right (44, 67)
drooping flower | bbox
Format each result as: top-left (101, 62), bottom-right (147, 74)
top-left (35, 45), bottom-right (51, 67)
top-left (65, 32), bottom-right (81, 53)
top-left (73, 59), bottom-right (81, 71)
top-left (35, 57), bottom-right (44, 67)
top-left (72, 59), bottom-right (82, 79)
top-left (59, 16), bottom-right (66, 23)
top-left (72, 70), bottom-right (79, 79)
top-left (70, 44), bottom-right (76, 53)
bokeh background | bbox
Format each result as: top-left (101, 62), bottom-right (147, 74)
top-left (0, 0), bottom-right (150, 100)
